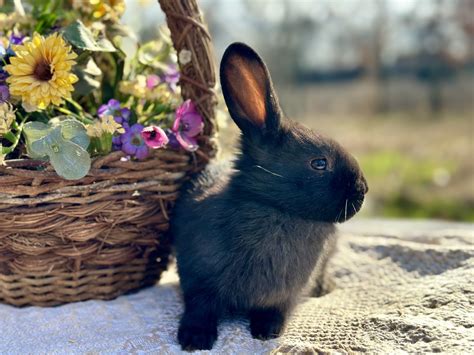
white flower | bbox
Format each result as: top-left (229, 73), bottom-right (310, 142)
top-left (179, 49), bottom-right (192, 65)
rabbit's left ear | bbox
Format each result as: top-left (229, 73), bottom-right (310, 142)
top-left (220, 42), bottom-right (282, 138)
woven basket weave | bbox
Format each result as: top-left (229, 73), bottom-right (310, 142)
top-left (0, 0), bottom-right (217, 307)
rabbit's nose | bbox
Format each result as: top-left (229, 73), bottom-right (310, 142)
top-left (352, 176), bottom-right (368, 195)
top-left (357, 177), bottom-right (368, 195)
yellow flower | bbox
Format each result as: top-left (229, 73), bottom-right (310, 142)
top-left (119, 75), bottom-right (147, 98)
top-left (0, 103), bottom-right (15, 136)
top-left (119, 75), bottom-right (173, 102)
top-left (87, 115), bottom-right (125, 137)
top-left (72, 0), bottom-right (125, 22)
top-left (0, 12), bottom-right (31, 30)
top-left (5, 33), bottom-right (78, 111)
top-left (93, 0), bottom-right (126, 21)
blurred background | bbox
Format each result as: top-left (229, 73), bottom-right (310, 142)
top-left (126, 0), bottom-right (473, 221)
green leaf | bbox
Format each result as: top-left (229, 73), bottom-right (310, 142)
top-left (137, 40), bottom-right (170, 68)
top-left (34, 12), bottom-right (58, 34)
top-left (73, 57), bottom-right (103, 97)
top-left (58, 120), bottom-right (90, 151)
top-left (29, 137), bottom-right (50, 158)
top-left (62, 20), bottom-right (116, 52)
top-left (108, 23), bottom-right (137, 40)
top-left (23, 122), bottom-right (52, 159)
top-left (74, 72), bottom-right (102, 97)
top-left (23, 122), bottom-right (51, 141)
top-left (23, 119), bottom-right (92, 180)
top-left (82, 57), bottom-right (102, 77)
top-left (96, 37), bottom-right (117, 52)
top-left (43, 127), bottom-right (91, 180)
top-left (99, 51), bottom-right (125, 102)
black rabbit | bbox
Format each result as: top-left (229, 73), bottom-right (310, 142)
top-left (171, 43), bottom-right (368, 351)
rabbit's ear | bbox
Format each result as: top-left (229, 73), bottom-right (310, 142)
top-left (220, 43), bottom-right (282, 138)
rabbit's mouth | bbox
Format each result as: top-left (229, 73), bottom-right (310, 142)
top-left (335, 195), bottom-right (365, 223)
top-left (334, 174), bottom-right (368, 223)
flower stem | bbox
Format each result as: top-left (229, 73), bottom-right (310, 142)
top-left (138, 112), bottom-right (167, 125)
top-left (3, 132), bottom-right (17, 144)
top-left (65, 98), bottom-right (84, 112)
top-left (3, 114), bottom-right (28, 154)
top-left (56, 107), bottom-right (93, 124)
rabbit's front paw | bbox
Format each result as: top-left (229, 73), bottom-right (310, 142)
top-left (178, 322), bottom-right (217, 351)
top-left (250, 307), bottom-right (286, 340)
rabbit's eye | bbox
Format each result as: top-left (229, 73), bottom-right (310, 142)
top-left (311, 158), bottom-right (327, 170)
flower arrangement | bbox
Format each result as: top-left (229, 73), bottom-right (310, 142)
top-left (0, 0), bottom-right (203, 180)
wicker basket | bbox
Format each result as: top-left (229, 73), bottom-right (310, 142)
top-left (0, 0), bottom-right (217, 307)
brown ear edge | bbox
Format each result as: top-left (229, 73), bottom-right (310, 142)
top-left (223, 54), bottom-right (267, 128)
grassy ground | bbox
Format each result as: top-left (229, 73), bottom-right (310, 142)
top-left (216, 111), bottom-right (474, 222)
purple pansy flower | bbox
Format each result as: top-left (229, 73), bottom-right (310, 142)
top-left (0, 69), bottom-right (7, 82)
top-left (9, 34), bottom-right (25, 45)
top-left (171, 99), bottom-right (204, 152)
top-left (112, 135), bottom-right (122, 151)
top-left (98, 99), bottom-right (131, 124)
top-left (162, 64), bottom-right (180, 92)
top-left (120, 124), bottom-right (149, 160)
top-left (98, 98), bottom-right (121, 115)
top-left (165, 129), bottom-right (180, 150)
top-left (141, 126), bottom-right (169, 149)
top-left (0, 85), bottom-right (9, 103)
top-left (5, 33), bottom-right (25, 57)
top-left (121, 108), bottom-right (131, 121)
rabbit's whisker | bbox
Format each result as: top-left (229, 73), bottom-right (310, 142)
top-left (254, 165), bottom-right (284, 178)
top-left (344, 199), bottom-right (348, 221)
top-left (335, 207), bottom-right (343, 223)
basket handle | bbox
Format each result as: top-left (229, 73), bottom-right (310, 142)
top-left (158, 0), bottom-right (217, 142)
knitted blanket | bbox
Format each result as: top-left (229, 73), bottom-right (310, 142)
top-left (1, 219), bottom-right (472, 354)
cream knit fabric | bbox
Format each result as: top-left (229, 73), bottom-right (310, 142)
top-left (0, 219), bottom-right (472, 354)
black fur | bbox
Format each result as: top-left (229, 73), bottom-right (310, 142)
top-left (172, 43), bottom-right (368, 351)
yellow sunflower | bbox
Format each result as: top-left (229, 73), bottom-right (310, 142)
top-left (5, 33), bottom-right (78, 111)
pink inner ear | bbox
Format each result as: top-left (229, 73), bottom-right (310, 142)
top-left (225, 56), bottom-right (267, 127)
